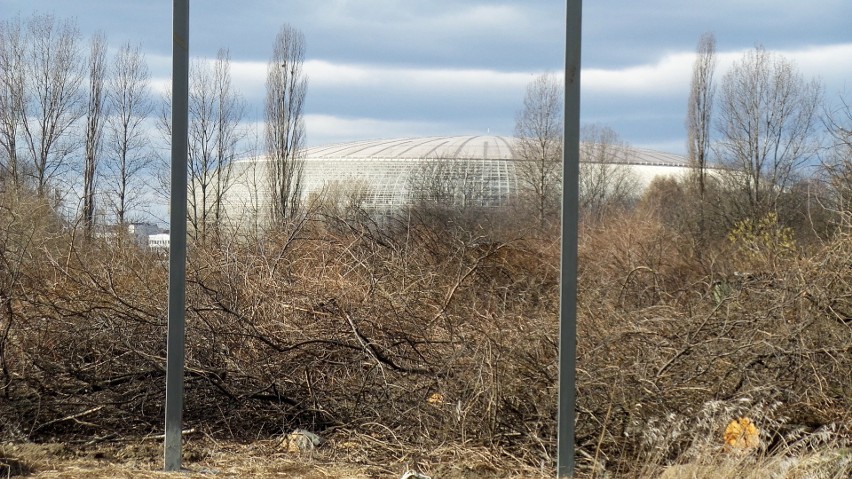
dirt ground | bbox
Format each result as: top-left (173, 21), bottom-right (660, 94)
top-left (0, 439), bottom-right (545, 479)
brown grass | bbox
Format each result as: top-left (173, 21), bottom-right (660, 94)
top-left (3, 439), bottom-right (848, 478)
top-left (1, 189), bottom-right (850, 477)
top-left (2, 440), bottom-right (372, 478)
top-left (1, 438), bottom-right (556, 479)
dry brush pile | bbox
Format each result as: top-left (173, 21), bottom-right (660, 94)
top-left (576, 211), bottom-right (850, 473)
top-left (1, 196), bottom-right (850, 475)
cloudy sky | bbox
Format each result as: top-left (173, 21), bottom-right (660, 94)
top-left (3, 0), bottom-right (851, 155)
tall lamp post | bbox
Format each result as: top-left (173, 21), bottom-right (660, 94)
top-left (557, 0), bottom-right (582, 477)
top-left (164, 0), bottom-right (189, 471)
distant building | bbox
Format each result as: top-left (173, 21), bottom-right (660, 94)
top-left (218, 135), bottom-right (694, 230)
top-left (148, 233), bottom-right (170, 249)
top-left (96, 221), bottom-right (163, 247)
top-left (127, 222), bottom-right (160, 246)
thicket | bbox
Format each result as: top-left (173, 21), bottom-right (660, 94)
top-left (0, 181), bottom-right (850, 477)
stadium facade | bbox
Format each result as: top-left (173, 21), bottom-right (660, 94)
top-left (221, 135), bottom-right (691, 229)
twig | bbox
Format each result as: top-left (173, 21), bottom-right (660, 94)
top-left (142, 428), bottom-right (197, 441)
top-left (34, 405), bottom-right (104, 431)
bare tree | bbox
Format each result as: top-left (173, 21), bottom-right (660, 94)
top-left (165, 49), bottom-right (246, 242)
top-left (81, 32), bottom-right (108, 236)
top-left (211, 49), bottom-right (244, 230)
top-left (716, 46), bottom-right (823, 217)
top-left (266, 24), bottom-right (307, 225)
top-left (186, 59), bottom-right (216, 239)
top-left (686, 32), bottom-right (717, 200)
top-left (0, 17), bottom-right (25, 188)
top-left (18, 13), bottom-right (84, 198)
top-left (579, 124), bottom-right (639, 219)
top-left (104, 42), bottom-right (152, 226)
top-left (514, 72), bottom-right (563, 228)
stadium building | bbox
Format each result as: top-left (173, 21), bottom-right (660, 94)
top-left (221, 135), bottom-right (691, 229)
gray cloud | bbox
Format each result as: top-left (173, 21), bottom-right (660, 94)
top-left (3, 0), bottom-right (851, 155)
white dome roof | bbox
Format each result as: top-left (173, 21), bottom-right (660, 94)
top-left (304, 135), bottom-right (517, 161)
top-left (303, 135), bottom-right (688, 167)
top-left (221, 136), bottom-right (691, 231)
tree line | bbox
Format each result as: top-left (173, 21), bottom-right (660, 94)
top-left (0, 13), bottom-right (307, 242)
top-left (3, 13), bottom-right (851, 246)
top-left (516, 34), bottom-right (851, 242)
top-left (685, 33), bottom-right (850, 240)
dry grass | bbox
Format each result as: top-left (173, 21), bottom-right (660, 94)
top-left (0, 438), bottom-right (553, 479)
top-left (655, 449), bottom-right (851, 479)
top-left (1, 190), bottom-right (850, 478)
top-left (2, 440), bottom-right (372, 478)
top-left (2, 439), bottom-right (848, 478)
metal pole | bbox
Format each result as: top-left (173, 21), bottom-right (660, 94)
top-left (164, 0), bottom-right (189, 471)
top-left (557, 0), bottom-right (581, 477)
